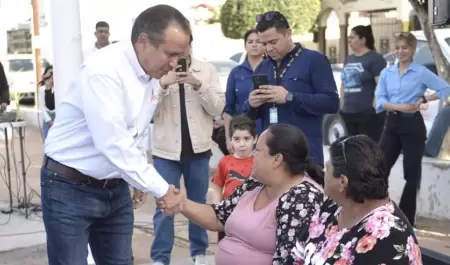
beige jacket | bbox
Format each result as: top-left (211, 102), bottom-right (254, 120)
top-left (152, 58), bottom-right (225, 161)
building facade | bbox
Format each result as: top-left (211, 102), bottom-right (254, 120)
top-left (316, 0), bottom-right (416, 63)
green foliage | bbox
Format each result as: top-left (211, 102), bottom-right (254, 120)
top-left (275, 0), bottom-right (321, 34)
top-left (220, 0), bottom-right (321, 39)
top-left (220, 0), bottom-right (266, 39)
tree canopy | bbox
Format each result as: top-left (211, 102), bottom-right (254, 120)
top-left (220, 0), bottom-right (321, 39)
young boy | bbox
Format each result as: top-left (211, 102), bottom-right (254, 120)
top-left (210, 115), bottom-right (257, 241)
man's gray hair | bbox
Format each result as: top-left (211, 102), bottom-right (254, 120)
top-left (131, 5), bottom-right (191, 47)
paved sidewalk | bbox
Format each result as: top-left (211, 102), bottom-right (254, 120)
top-left (1, 129), bottom-right (450, 264)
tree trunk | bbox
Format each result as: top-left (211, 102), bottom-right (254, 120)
top-left (408, 0), bottom-right (450, 83)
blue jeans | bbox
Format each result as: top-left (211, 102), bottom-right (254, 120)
top-left (42, 121), bottom-right (51, 139)
top-left (151, 156), bottom-right (210, 264)
top-left (40, 167), bottom-right (134, 265)
top-left (425, 105), bottom-right (450, 157)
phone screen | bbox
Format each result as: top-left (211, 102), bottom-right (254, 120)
top-left (177, 58), bottom-right (187, 73)
top-left (252, 74), bottom-right (269, 90)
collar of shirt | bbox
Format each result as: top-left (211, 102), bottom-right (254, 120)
top-left (124, 41), bottom-right (152, 82)
top-left (240, 59), bottom-right (253, 72)
top-left (390, 61), bottom-right (420, 74)
top-left (267, 42), bottom-right (302, 67)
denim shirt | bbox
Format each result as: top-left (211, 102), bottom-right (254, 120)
top-left (224, 59), bottom-right (262, 133)
top-left (243, 45), bottom-right (339, 165)
top-left (376, 62), bottom-right (450, 113)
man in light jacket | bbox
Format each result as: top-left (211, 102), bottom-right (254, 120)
top-left (150, 36), bottom-right (225, 265)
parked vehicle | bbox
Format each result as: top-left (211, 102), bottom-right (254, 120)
top-left (5, 54), bottom-right (50, 104)
top-left (210, 60), bottom-right (238, 92)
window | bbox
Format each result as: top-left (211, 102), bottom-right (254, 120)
top-left (413, 40), bottom-right (434, 66)
top-left (8, 59), bottom-right (33, 72)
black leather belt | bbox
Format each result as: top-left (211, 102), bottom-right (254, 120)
top-left (387, 111), bottom-right (420, 117)
top-left (43, 156), bottom-right (123, 188)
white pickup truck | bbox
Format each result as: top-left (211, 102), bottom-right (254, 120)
top-left (5, 54), bottom-right (50, 103)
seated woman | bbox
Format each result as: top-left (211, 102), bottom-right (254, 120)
top-left (159, 124), bottom-right (325, 265)
top-left (292, 135), bottom-right (422, 265)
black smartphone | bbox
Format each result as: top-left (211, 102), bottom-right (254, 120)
top-left (177, 58), bottom-right (187, 73)
top-left (252, 74), bottom-right (269, 90)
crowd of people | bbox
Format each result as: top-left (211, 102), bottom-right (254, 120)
top-left (2, 3), bottom-right (450, 265)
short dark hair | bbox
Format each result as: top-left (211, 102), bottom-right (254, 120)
top-left (256, 11), bottom-right (290, 33)
top-left (229, 115), bottom-right (257, 138)
top-left (95, 21), bottom-right (109, 29)
top-left (266, 124), bottom-right (324, 186)
top-left (329, 135), bottom-right (389, 203)
top-left (131, 5), bottom-right (191, 47)
top-left (351, 25), bottom-right (375, 50)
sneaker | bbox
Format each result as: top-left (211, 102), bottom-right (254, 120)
top-left (194, 255), bottom-right (209, 265)
top-left (152, 262), bottom-right (164, 265)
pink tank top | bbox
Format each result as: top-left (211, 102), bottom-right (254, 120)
top-left (215, 187), bottom-right (279, 265)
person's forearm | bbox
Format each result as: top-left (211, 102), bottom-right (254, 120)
top-left (181, 200), bottom-right (223, 232)
top-left (223, 113), bottom-right (232, 140)
top-left (383, 102), bottom-right (398, 111)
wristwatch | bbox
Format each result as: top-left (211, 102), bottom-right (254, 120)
top-left (285, 92), bottom-right (294, 102)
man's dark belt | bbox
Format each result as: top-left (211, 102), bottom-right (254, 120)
top-left (387, 111), bottom-right (420, 117)
top-left (43, 155), bottom-right (123, 188)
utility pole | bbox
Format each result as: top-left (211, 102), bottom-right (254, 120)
top-left (31, 0), bottom-right (42, 96)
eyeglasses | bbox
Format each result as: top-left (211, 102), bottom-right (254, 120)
top-left (394, 32), bottom-right (412, 37)
top-left (338, 135), bottom-right (366, 164)
top-left (256, 11), bottom-right (290, 28)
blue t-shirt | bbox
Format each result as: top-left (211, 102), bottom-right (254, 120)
top-left (341, 50), bottom-right (386, 113)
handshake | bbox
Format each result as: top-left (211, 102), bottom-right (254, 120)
top-left (156, 185), bottom-right (186, 215)
top-left (132, 185), bottom-right (185, 215)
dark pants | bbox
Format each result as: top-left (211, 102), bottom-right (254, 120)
top-left (151, 156), bottom-right (210, 264)
top-left (40, 167), bottom-right (134, 265)
top-left (212, 127), bottom-right (229, 156)
top-left (379, 112), bottom-right (426, 226)
top-left (341, 110), bottom-right (386, 143)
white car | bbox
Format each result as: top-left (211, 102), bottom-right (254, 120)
top-left (210, 60), bottom-right (238, 92)
top-left (5, 54), bottom-right (50, 103)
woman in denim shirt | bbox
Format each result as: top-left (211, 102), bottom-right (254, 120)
top-left (222, 29), bottom-right (264, 154)
top-left (375, 32), bottom-right (450, 226)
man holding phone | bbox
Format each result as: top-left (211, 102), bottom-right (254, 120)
top-left (244, 11), bottom-right (339, 166)
top-left (150, 35), bottom-right (225, 265)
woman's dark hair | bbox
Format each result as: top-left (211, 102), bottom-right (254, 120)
top-left (243, 28), bottom-right (258, 44)
top-left (352, 25), bottom-right (375, 50)
top-left (39, 65), bottom-right (53, 86)
top-left (265, 124), bottom-right (324, 186)
top-left (329, 135), bottom-right (388, 203)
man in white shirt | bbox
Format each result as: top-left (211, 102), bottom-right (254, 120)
top-left (41, 5), bottom-right (191, 265)
top-left (83, 21), bottom-right (110, 60)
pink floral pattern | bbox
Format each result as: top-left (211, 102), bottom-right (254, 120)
top-left (292, 199), bottom-right (422, 265)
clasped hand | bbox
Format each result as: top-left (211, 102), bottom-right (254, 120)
top-left (248, 85), bottom-right (288, 108)
top-left (156, 185), bottom-right (185, 215)
top-left (160, 70), bottom-right (201, 89)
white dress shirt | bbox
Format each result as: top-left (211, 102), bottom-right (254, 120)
top-left (45, 41), bottom-right (169, 198)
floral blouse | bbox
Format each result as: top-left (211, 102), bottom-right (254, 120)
top-left (212, 178), bottom-right (325, 265)
top-left (292, 199), bottom-right (422, 265)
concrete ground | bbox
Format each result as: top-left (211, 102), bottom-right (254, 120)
top-left (0, 128), bottom-right (450, 264)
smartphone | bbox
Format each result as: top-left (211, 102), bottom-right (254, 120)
top-left (252, 74), bottom-right (269, 90)
top-left (177, 58), bottom-right (187, 73)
